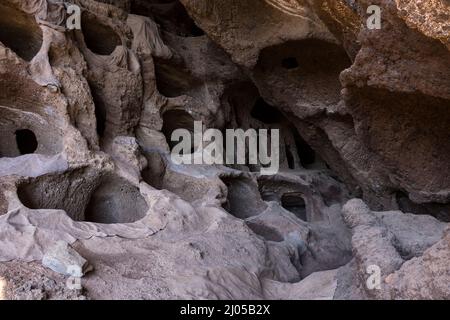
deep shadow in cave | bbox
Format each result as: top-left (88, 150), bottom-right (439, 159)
top-left (225, 81), bottom-right (330, 172)
top-left (162, 109), bottom-right (195, 152)
top-left (81, 13), bottom-right (121, 55)
top-left (154, 55), bottom-right (203, 98)
top-left (15, 129), bottom-right (38, 155)
top-left (281, 192), bottom-right (307, 221)
top-left (396, 191), bottom-right (450, 222)
top-left (293, 129), bottom-right (317, 169)
top-left (285, 145), bottom-right (295, 170)
top-left (0, 2), bottom-right (43, 61)
top-left (130, 0), bottom-right (205, 37)
top-left (256, 39), bottom-right (352, 106)
top-left (251, 97), bottom-right (284, 124)
top-left (282, 57), bottom-right (299, 69)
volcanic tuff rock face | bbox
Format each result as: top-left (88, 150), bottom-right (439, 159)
top-left (0, 0), bottom-right (448, 299)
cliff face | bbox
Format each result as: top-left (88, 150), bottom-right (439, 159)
top-left (0, 0), bottom-right (448, 300)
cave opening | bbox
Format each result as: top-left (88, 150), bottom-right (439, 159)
top-left (396, 191), bottom-right (450, 222)
top-left (129, 0), bottom-right (157, 18)
top-left (256, 39), bottom-right (352, 107)
top-left (293, 130), bottom-right (316, 169)
top-left (281, 192), bottom-right (307, 221)
top-left (154, 55), bottom-right (203, 98)
top-left (18, 171), bottom-right (149, 224)
top-left (0, 107), bottom-right (63, 158)
top-left (81, 13), bottom-right (121, 55)
top-left (15, 129), bottom-right (38, 155)
top-left (250, 97), bottom-right (284, 124)
top-left (285, 145), bottom-right (295, 169)
top-left (84, 175), bottom-right (149, 224)
top-left (130, 0), bottom-right (205, 37)
top-left (0, 3), bottom-right (43, 61)
top-left (162, 109), bottom-right (195, 152)
top-left (225, 81), bottom-right (331, 173)
top-left (95, 104), bottom-right (106, 138)
top-left (18, 169), bottom-right (95, 221)
top-left (282, 57), bottom-right (299, 69)
top-left (188, 24), bottom-right (206, 37)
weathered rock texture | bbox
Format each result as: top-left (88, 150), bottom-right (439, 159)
top-left (0, 0), bottom-right (448, 300)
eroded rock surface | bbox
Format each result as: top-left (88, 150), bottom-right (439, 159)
top-left (0, 0), bottom-right (448, 300)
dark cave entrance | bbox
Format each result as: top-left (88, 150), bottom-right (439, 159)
top-left (130, 0), bottom-right (205, 37)
top-left (285, 145), bottom-right (295, 170)
top-left (0, 3), bottom-right (43, 61)
top-left (258, 178), bottom-right (310, 222)
top-left (187, 23), bottom-right (205, 37)
top-left (154, 55), bottom-right (202, 98)
top-left (225, 81), bottom-right (327, 172)
top-left (396, 191), bottom-right (450, 222)
top-left (95, 104), bottom-right (106, 138)
top-left (81, 13), bottom-right (121, 55)
top-left (256, 39), bottom-right (352, 108)
top-left (281, 57), bottom-right (299, 69)
top-left (293, 130), bottom-right (317, 169)
top-left (162, 109), bottom-right (195, 152)
top-left (281, 192), bottom-right (307, 221)
top-left (250, 97), bottom-right (284, 124)
top-left (15, 129), bottom-right (38, 155)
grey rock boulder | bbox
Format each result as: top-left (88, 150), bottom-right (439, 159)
top-left (42, 241), bottom-right (92, 278)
